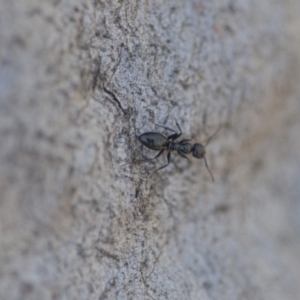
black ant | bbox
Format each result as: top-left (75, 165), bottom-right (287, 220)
top-left (138, 120), bottom-right (220, 181)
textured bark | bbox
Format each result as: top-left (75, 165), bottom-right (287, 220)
top-left (0, 0), bottom-right (300, 299)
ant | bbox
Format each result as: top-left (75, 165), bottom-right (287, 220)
top-left (138, 120), bottom-right (220, 181)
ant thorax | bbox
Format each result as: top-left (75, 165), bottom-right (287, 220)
top-left (179, 143), bottom-right (193, 154)
top-left (167, 141), bottom-right (180, 151)
top-left (167, 141), bottom-right (193, 154)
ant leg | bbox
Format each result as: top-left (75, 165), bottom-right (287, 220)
top-left (155, 118), bottom-right (182, 134)
top-left (121, 149), bottom-right (165, 167)
top-left (168, 131), bottom-right (183, 141)
top-left (155, 123), bottom-right (177, 133)
top-left (168, 119), bottom-right (182, 141)
top-left (173, 118), bottom-right (182, 135)
top-left (136, 149), bottom-right (165, 163)
top-left (167, 132), bottom-right (181, 141)
top-left (178, 152), bottom-right (190, 161)
top-left (155, 123), bottom-right (180, 140)
top-left (142, 149), bottom-right (165, 161)
top-left (153, 151), bottom-right (171, 173)
top-left (155, 119), bottom-right (182, 141)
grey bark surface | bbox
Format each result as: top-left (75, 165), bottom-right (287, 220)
top-left (1, 1), bottom-right (300, 299)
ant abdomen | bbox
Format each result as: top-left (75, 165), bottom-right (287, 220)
top-left (139, 132), bottom-right (167, 150)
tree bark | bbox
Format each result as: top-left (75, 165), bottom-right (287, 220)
top-left (1, 1), bottom-right (300, 299)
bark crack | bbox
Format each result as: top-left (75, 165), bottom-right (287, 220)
top-left (103, 86), bottom-right (127, 115)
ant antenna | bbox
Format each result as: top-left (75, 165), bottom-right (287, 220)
top-left (203, 156), bottom-right (214, 182)
top-left (204, 126), bottom-right (221, 147)
top-left (203, 125), bottom-right (221, 182)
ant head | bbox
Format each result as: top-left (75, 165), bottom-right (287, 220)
top-left (192, 143), bottom-right (206, 159)
top-left (193, 143), bottom-right (214, 181)
top-left (192, 126), bottom-right (221, 182)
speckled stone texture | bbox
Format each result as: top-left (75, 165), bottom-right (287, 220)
top-left (0, 0), bottom-right (300, 299)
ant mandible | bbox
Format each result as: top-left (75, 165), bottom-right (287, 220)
top-left (138, 120), bottom-right (220, 181)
